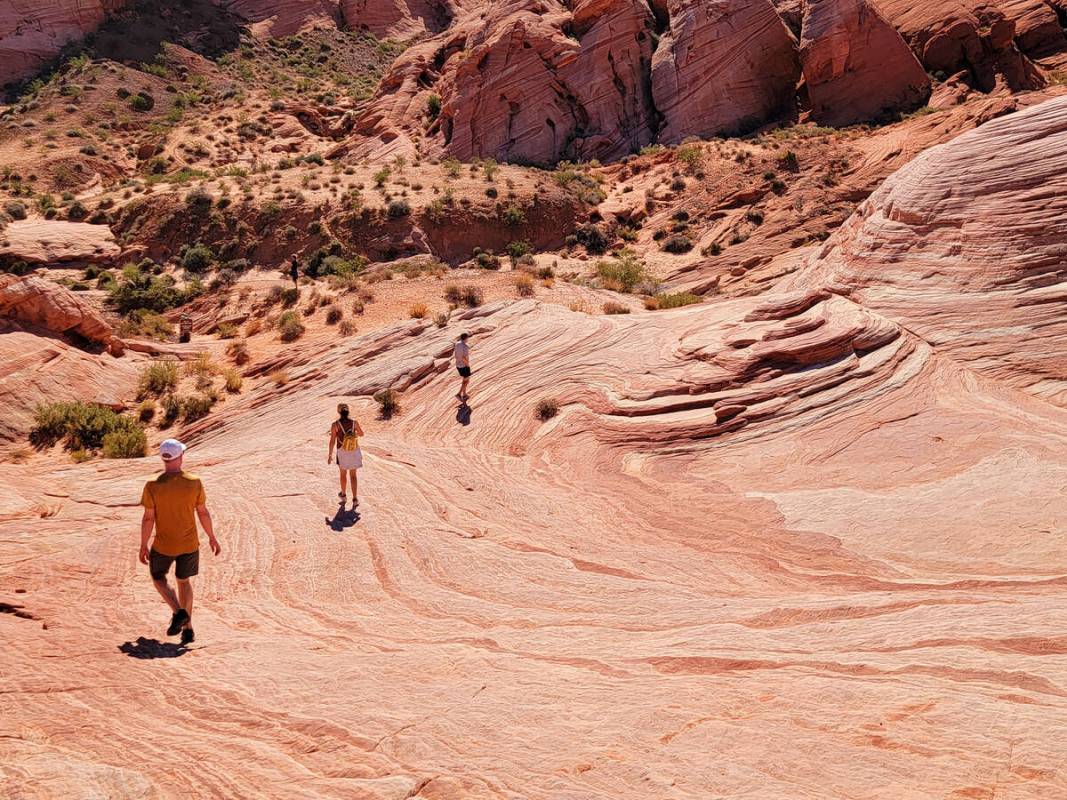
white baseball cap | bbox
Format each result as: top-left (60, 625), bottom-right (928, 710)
top-left (160, 439), bottom-right (187, 460)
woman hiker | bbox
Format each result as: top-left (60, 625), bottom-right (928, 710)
top-left (328, 403), bottom-right (365, 508)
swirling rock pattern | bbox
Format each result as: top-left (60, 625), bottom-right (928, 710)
top-left (3, 97), bottom-right (1067, 797)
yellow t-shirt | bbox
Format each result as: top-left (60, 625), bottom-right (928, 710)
top-left (141, 471), bottom-right (206, 556)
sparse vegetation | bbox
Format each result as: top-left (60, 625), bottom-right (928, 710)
top-left (596, 250), bottom-right (648, 293)
top-left (277, 311), bottom-right (305, 342)
top-left (646, 292), bottom-right (702, 310)
top-left (661, 234), bottom-right (694, 254)
top-left (409, 303), bottom-right (428, 319)
top-left (374, 388), bottom-right (401, 419)
top-left (514, 274), bottom-right (535, 297)
top-left (137, 361), bottom-right (179, 399)
top-left (30, 401), bottom-right (144, 454)
top-left (602, 301), bottom-right (630, 315)
top-left (270, 369), bottom-right (289, 386)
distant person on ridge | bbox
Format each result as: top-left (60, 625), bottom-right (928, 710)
top-left (454, 332), bottom-right (471, 401)
top-left (328, 403), bottom-right (365, 508)
top-left (139, 439), bottom-right (221, 646)
top-left (289, 256), bottom-right (300, 289)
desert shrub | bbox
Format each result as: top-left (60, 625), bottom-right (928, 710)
top-left (409, 303), bottom-right (428, 319)
top-left (669, 177), bottom-right (686, 191)
top-left (184, 352), bottom-right (217, 381)
top-left (185, 186), bottom-right (212, 210)
top-left (661, 234), bottom-right (694, 254)
top-left (244, 318), bottom-right (262, 336)
top-left (181, 394), bottom-right (215, 422)
top-left (226, 340), bottom-right (250, 365)
top-left (602, 301), bottom-right (631, 315)
top-left (118, 309), bottom-right (174, 340)
top-left (277, 310), bottom-right (305, 342)
top-left (216, 322), bottom-right (238, 339)
top-left (338, 320), bottom-right (356, 336)
top-left (647, 292), bottom-right (701, 310)
top-left (108, 267), bottom-right (199, 314)
top-left (280, 287), bottom-right (299, 307)
top-left (180, 243), bottom-right (215, 272)
top-left (596, 251), bottom-right (647, 293)
top-left (325, 304), bottom-right (343, 324)
top-left (434, 312), bottom-right (448, 328)
top-left (137, 360), bottom-right (179, 399)
top-left (374, 388), bottom-right (400, 419)
top-left (387, 198), bottom-right (411, 217)
top-left (514, 274), bottom-right (535, 297)
top-left (223, 368), bottom-right (243, 393)
top-left (426, 93), bottom-right (441, 120)
top-left (475, 251), bottom-right (501, 270)
top-left (676, 144), bottom-right (703, 169)
top-left (137, 399), bottom-right (156, 423)
top-left (373, 167), bottom-right (391, 187)
top-left (536, 398), bottom-right (559, 421)
top-left (461, 285), bottom-right (483, 307)
top-left (704, 241), bottom-right (723, 256)
top-left (745, 209), bottom-right (765, 226)
top-left (575, 223), bottom-right (610, 255)
top-left (502, 204), bottom-right (526, 226)
top-left (5, 200), bottom-right (27, 220)
top-left (444, 284), bottom-right (463, 305)
top-left (160, 394), bottom-right (181, 425)
top-left (269, 369), bottom-right (289, 386)
top-left (30, 402), bottom-right (142, 452)
top-left (102, 426), bottom-right (147, 459)
top-left (506, 240), bottom-right (532, 264)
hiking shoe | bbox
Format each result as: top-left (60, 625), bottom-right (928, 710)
top-left (167, 609), bottom-right (190, 636)
top-left (338, 492), bottom-right (347, 502)
top-left (353, 497), bottom-right (360, 509)
top-left (180, 627), bottom-right (195, 646)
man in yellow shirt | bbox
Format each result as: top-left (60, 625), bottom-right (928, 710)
top-left (139, 438), bottom-right (221, 645)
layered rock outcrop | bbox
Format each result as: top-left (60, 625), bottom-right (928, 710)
top-left (650, 0), bottom-right (800, 143)
top-left (0, 220), bottom-right (120, 265)
top-left (871, 0), bottom-right (1060, 91)
top-left (0, 273), bottom-right (123, 354)
top-left (800, 0), bottom-right (931, 126)
top-left (0, 0), bottom-right (126, 87)
top-left (792, 94), bottom-right (1067, 404)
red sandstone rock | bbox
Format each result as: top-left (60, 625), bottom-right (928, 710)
top-left (0, 0), bottom-right (126, 87)
top-left (0, 220), bottom-right (120, 265)
top-left (0, 273), bottom-right (123, 354)
top-left (800, 0), bottom-right (931, 126)
top-left (220, 0), bottom-right (340, 37)
top-left (871, 0), bottom-right (1057, 91)
top-left (651, 0), bottom-right (801, 144)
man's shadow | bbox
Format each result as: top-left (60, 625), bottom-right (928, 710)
top-left (456, 401), bottom-right (472, 426)
top-left (118, 637), bottom-right (189, 659)
top-left (326, 504), bottom-right (360, 531)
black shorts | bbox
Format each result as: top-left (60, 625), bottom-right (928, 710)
top-left (149, 549), bottom-right (199, 581)
top-left (457, 366), bottom-right (471, 377)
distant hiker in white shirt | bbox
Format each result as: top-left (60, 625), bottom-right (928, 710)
top-left (454, 333), bottom-right (471, 402)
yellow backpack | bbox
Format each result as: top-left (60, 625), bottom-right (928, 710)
top-left (339, 420), bottom-right (359, 451)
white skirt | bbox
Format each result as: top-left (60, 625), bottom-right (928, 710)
top-left (336, 448), bottom-right (363, 470)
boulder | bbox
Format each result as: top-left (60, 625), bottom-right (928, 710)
top-left (0, 273), bottom-right (123, 354)
top-left (0, 219), bottom-right (120, 265)
top-left (800, 0), bottom-right (931, 126)
top-left (651, 0), bottom-right (801, 144)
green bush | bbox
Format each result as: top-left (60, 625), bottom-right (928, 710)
top-left (502, 204), bottom-right (526, 226)
top-left (575, 223), bottom-right (610, 255)
top-left (650, 292), bottom-right (702, 310)
top-left (181, 394), bottom-right (215, 422)
top-left (661, 234), bottom-right (694, 254)
top-left (108, 264), bottom-right (199, 314)
top-left (137, 361), bottom-right (179, 399)
top-left (596, 250), bottom-right (647, 293)
top-left (102, 426), bottom-right (147, 458)
top-left (161, 394), bottom-right (181, 425)
top-left (280, 287), bottom-right (299, 307)
top-left (118, 309), bottom-right (174, 340)
top-left (137, 399), bottom-right (156, 423)
top-left (387, 198), bottom-right (411, 217)
top-left (602, 301), bottom-right (630, 315)
top-left (277, 310), bottom-right (305, 342)
top-left (4, 200), bottom-right (27, 220)
top-left (426, 93), bottom-right (441, 120)
top-left (180, 243), bottom-right (215, 272)
top-left (30, 402), bottom-right (144, 452)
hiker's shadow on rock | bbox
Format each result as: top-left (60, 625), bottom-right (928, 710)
top-left (326, 505), bottom-right (360, 531)
top-left (457, 402), bottom-right (472, 426)
top-left (119, 637), bottom-right (189, 659)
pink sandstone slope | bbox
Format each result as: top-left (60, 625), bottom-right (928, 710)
top-left (4, 98), bottom-right (1067, 797)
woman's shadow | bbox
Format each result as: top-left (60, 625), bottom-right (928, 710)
top-left (456, 401), bottom-right (472, 426)
top-left (326, 503), bottom-right (360, 531)
top-left (118, 637), bottom-right (190, 659)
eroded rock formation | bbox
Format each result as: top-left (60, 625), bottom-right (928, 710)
top-left (800, 0), bottom-right (931, 126)
top-left (0, 273), bottom-right (123, 354)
